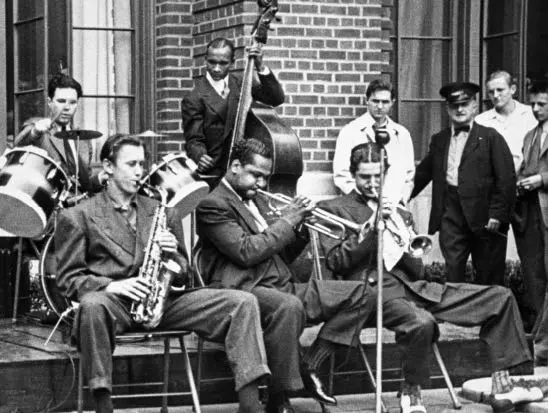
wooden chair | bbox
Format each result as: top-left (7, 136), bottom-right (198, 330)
top-left (309, 230), bottom-right (462, 412)
top-left (77, 329), bottom-right (201, 413)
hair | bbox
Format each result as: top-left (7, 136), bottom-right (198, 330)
top-left (48, 72), bottom-right (83, 99)
top-left (206, 37), bottom-right (235, 62)
top-left (349, 142), bottom-right (387, 175)
top-left (366, 79), bottom-right (396, 100)
top-left (100, 133), bottom-right (144, 163)
top-left (529, 79), bottom-right (548, 95)
top-left (229, 138), bottom-right (272, 166)
top-left (486, 70), bottom-right (516, 87)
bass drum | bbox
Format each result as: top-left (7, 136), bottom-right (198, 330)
top-left (39, 232), bottom-right (77, 325)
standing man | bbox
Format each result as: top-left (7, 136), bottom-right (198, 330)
top-left (55, 134), bottom-right (271, 413)
top-left (196, 138), bottom-right (375, 413)
top-left (475, 70), bottom-right (537, 172)
top-left (182, 38), bottom-right (285, 186)
top-left (333, 79), bottom-right (415, 205)
top-left (320, 142), bottom-right (542, 413)
top-left (411, 82), bottom-right (516, 285)
top-left (14, 72), bottom-right (106, 194)
top-left (514, 80), bottom-right (548, 364)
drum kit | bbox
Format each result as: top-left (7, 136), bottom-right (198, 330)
top-left (0, 129), bottom-right (210, 325)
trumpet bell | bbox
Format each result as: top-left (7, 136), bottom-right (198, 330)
top-left (409, 235), bottom-right (433, 258)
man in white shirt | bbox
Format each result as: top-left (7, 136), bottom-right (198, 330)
top-left (182, 37), bottom-right (285, 187)
top-left (333, 79), bottom-right (415, 205)
top-left (475, 70), bottom-right (537, 172)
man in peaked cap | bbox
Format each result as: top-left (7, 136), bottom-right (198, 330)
top-left (410, 81), bottom-right (516, 286)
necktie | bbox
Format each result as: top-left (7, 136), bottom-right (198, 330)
top-left (221, 82), bottom-right (229, 99)
top-left (454, 125), bottom-right (470, 134)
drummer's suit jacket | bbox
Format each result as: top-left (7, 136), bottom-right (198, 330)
top-left (195, 180), bottom-right (307, 291)
top-left (181, 72), bottom-right (285, 178)
top-left (317, 190), bottom-right (446, 304)
top-left (55, 190), bottom-right (189, 302)
top-left (13, 118), bottom-right (102, 193)
top-left (409, 122), bottom-right (516, 234)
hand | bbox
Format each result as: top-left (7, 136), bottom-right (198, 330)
top-left (197, 154), bottom-right (215, 173)
top-left (518, 174), bottom-right (542, 192)
top-left (485, 218), bottom-right (501, 232)
top-left (31, 118), bottom-right (53, 138)
top-left (283, 195), bottom-right (314, 227)
top-left (247, 45), bottom-right (265, 72)
top-left (379, 201), bottom-right (395, 219)
top-left (105, 277), bottom-right (151, 301)
top-left (156, 230), bottom-right (178, 254)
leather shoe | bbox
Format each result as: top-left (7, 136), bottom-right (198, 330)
top-left (301, 368), bottom-right (337, 406)
top-left (266, 392), bottom-right (295, 413)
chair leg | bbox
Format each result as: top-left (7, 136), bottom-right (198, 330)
top-left (179, 335), bottom-right (202, 413)
top-left (77, 358), bottom-right (84, 413)
top-left (358, 345), bottom-right (388, 413)
top-left (196, 336), bottom-right (204, 398)
top-left (432, 342), bottom-right (462, 409)
top-left (161, 337), bottom-right (171, 413)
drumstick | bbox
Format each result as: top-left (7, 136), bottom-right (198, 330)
top-left (48, 108), bottom-right (64, 131)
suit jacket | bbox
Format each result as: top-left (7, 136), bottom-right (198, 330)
top-left (181, 72), bottom-right (285, 176)
top-left (14, 119), bottom-right (101, 193)
top-left (55, 191), bottom-right (189, 302)
top-left (317, 191), bottom-right (445, 304)
top-left (195, 180), bottom-right (307, 291)
top-left (410, 122), bottom-right (516, 234)
top-left (514, 125), bottom-right (548, 230)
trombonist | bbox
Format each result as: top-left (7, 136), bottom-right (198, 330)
top-left (317, 142), bottom-right (541, 413)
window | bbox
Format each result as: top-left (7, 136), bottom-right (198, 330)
top-left (10, 0), bottom-right (155, 160)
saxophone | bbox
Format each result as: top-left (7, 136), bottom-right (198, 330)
top-left (130, 188), bottom-right (183, 329)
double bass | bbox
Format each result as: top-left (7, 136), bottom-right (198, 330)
top-left (227, 0), bottom-right (303, 196)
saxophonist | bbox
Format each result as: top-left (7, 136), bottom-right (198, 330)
top-left (55, 134), bottom-right (271, 413)
top-left (318, 142), bottom-right (542, 413)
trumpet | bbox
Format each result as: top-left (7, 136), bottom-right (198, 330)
top-left (384, 206), bottom-right (432, 258)
top-left (256, 189), bottom-right (362, 239)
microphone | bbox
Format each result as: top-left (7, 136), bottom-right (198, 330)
top-left (373, 124), bottom-right (390, 147)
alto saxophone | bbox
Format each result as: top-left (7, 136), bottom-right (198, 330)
top-left (130, 188), bottom-right (183, 329)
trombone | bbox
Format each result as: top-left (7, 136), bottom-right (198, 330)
top-left (256, 189), bottom-right (362, 240)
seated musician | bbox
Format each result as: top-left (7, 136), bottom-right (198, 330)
top-left (181, 38), bottom-right (285, 186)
top-left (195, 138), bottom-right (375, 413)
top-left (55, 134), bottom-right (271, 413)
top-left (14, 72), bottom-right (107, 195)
top-left (317, 142), bottom-right (544, 413)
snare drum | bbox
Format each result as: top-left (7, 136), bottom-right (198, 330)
top-left (140, 152), bottom-right (209, 217)
top-left (0, 147), bottom-right (69, 238)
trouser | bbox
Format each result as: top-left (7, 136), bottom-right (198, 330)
top-left (250, 278), bottom-right (373, 392)
top-left (382, 283), bottom-right (531, 386)
top-left (74, 288), bottom-right (270, 393)
top-left (513, 196), bottom-right (548, 335)
top-left (440, 186), bottom-right (508, 285)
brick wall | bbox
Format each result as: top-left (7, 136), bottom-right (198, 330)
top-left (154, 0), bottom-right (393, 172)
top-left (155, 0), bottom-right (194, 157)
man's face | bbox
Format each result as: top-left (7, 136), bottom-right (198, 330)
top-left (486, 77), bottom-right (516, 111)
top-left (531, 92), bottom-right (548, 124)
top-left (446, 99), bottom-right (477, 126)
top-left (206, 46), bottom-right (233, 81)
top-left (48, 87), bottom-right (79, 126)
top-left (104, 144), bottom-right (145, 197)
top-left (230, 154), bottom-right (272, 199)
top-left (366, 90), bottom-right (394, 124)
top-left (354, 162), bottom-right (381, 199)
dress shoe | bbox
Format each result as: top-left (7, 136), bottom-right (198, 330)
top-left (400, 383), bottom-right (426, 413)
top-left (301, 368), bottom-right (337, 406)
top-left (265, 392), bottom-right (295, 413)
top-left (490, 383), bottom-right (544, 413)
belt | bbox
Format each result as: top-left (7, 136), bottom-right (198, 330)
top-left (447, 184), bottom-right (458, 192)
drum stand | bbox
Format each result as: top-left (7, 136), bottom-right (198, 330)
top-left (11, 236), bottom-right (40, 324)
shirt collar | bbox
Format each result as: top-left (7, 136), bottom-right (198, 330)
top-left (206, 72), bottom-right (228, 95)
top-left (105, 191), bottom-right (137, 212)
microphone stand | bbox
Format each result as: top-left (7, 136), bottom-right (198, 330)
top-left (374, 128), bottom-right (390, 413)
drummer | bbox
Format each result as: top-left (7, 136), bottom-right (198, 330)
top-left (14, 72), bottom-right (107, 196)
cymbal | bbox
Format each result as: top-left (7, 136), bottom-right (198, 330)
top-left (129, 130), bottom-right (167, 139)
top-left (55, 129), bottom-right (103, 141)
